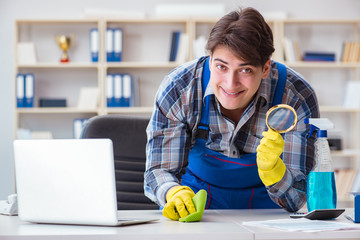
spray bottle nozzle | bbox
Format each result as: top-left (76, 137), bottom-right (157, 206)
top-left (304, 118), bottom-right (334, 138)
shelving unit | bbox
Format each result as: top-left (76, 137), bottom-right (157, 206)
top-left (14, 19), bottom-right (102, 139)
top-left (14, 18), bottom-right (191, 137)
top-left (282, 19), bottom-right (360, 205)
top-left (14, 17), bottom-right (359, 205)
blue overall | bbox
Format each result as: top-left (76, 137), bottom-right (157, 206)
top-left (181, 58), bottom-right (287, 209)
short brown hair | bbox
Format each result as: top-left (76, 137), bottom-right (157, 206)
top-left (206, 7), bottom-right (275, 67)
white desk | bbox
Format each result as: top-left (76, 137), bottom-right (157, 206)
top-left (218, 209), bottom-right (360, 240)
top-left (0, 209), bottom-right (359, 240)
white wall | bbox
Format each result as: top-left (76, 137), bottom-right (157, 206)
top-left (1, 0), bottom-right (360, 199)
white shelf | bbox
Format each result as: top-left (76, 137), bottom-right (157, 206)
top-left (284, 19), bottom-right (360, 24)
top-left (105, 61), bottom-right (181, 69)
top-left (16, 107), bottom-right (99, 114)
top-left (17, 62), bottom-right (100, 69)
top-left (331, 149), bottom-right (360, 157)
top-left (106, 106), bottom-right (153, 114)
top-left (286, 61), bottom-right (360, 68)
top-left (319, 106), bottom-right (360, 112)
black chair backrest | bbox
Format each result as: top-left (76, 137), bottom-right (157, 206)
top-left (81, 115), bottom-right (158, 210)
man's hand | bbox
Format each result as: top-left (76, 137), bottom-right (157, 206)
top-left (163, 186), bottom-right (196, 220)
top-left (256, 129), bottom-right (286, 186)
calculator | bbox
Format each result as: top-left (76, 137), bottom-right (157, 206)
top-left (289, 209), bottom-right (345, 220)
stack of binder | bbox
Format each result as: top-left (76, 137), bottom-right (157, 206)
top-left (16, 73), bottom-right (34, 108)
top-left (106, 28), bottom-right (123, 62)
top-left (106, 73), bottom-right (133, 107)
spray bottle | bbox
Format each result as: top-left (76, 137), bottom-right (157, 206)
top-left (304, 118), bottom-right (337, 212)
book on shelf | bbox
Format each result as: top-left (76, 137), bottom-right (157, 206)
top-left (283, 37), bottom-right (301, 62)
top-left (335, 169), bottom-right (357, 199)
top-left (302, 51), bottom-right (336, 62)
top-left (39, 98), bottom-right (67, 107)
top-left (169, 31), bottom-right (181, 62)
top-left (106, 73), bottom-right (134, 107)
top-left (341, 41), bottom-right (360, 62)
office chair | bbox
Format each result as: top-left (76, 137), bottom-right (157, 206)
top-left (81, 114), bottom-right (159, 210)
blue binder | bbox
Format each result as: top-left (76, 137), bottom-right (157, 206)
top-left (24, 74), bottom-right (34, 108)
top-left (169, 31), bottom-right (181, 61)
top-left (106, 74), bottom-right (114, 107)
top-left (114, 74), bottom-right (122, 107)
top-left (16, 74), bottom-right (25, 108)
top-left (90, 28), bottom-right (99, 62)
top-left (122, 74), bottom-right (132, 107)
top-left (113, 28), bottom-right (123, 62)
top-left (73, 118), bottom-right (89, 139)
top-left (106, 28), bottom-right (114, 62)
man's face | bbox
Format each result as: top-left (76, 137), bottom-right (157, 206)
top-left (209, 45), bottom-right (270, 119)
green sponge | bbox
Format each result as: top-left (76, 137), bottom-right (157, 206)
top-left (179, 189), bottom-right (207, 223)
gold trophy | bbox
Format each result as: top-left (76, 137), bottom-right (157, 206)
top-left (55, 34), bottom-right (74, 63)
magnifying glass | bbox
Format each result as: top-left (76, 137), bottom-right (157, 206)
top-left (265, 104), bottom-right (297, 133)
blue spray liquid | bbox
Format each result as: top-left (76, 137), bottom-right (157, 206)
top-left (307, 171), bottom-right (337, 212)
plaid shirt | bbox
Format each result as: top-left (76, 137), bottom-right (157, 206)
top-left (145, 57), bottom-right (319, 212)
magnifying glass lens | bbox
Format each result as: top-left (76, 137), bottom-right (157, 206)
top-left (266, 104), bottom-right (297, 133)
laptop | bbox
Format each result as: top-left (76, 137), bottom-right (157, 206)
top-left (13, 138), bottom-right (159, 226)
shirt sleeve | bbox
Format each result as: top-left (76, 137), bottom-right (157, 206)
top-left (144, 63), bottom-right (201, 207)
top-left (266, 71), bottom-right (320, 212)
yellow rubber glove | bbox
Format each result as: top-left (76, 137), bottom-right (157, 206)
top-left (256, 129), bottom-right (286, 186)
top-left (163, 186), bottom-right (196, 220)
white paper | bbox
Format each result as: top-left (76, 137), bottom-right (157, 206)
top-left (343, 81), bottom-right (360, 108)
top-left (31, 131), bottom-right (53, 139)
top-left (193, 35), bottom-right (207, 59)
top-left (77, 87), bottom-right (99, 109)
top-left (243, 218), bottom-right (360, 232)
top-left (17, 42), bottom-right (37, 64)
top-left (176, 33), bottom-right (189, 64)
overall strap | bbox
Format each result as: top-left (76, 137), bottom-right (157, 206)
top-left (196, 57), bottom-right (211, 140)
top-left (272, 62), bottom-right (287, 106)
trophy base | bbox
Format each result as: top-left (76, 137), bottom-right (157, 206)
top-left (60, 59), bottom-right (70, 63)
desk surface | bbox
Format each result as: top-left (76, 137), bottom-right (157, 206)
top-left (0, 209), bottom-right (359, 240)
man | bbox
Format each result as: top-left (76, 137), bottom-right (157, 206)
top-left (144, 7), bottom-right (319, 220)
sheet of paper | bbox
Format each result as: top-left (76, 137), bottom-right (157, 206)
top-left (77, 87), bottom-right (99, 109)
top-left (243, 218), bottom-right (360, 232)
